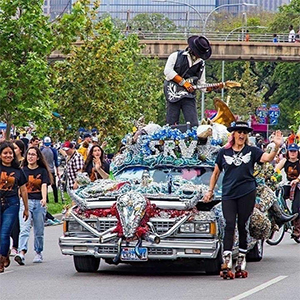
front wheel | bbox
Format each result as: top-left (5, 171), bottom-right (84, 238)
top-left (73, 256), bottom-right (100, 273)
top-left (203, 248), bottom-right (222, 275)
top-left (266, 225), bottom-right (285, 246)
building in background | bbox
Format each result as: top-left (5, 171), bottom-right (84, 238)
top-left (43, 0), bottom-right (291, 27)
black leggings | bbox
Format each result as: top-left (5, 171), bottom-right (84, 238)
top-left (222, 190), bottom-right (256, 253)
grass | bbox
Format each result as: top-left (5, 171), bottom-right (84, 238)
top-left (47, 191), bottom-right (72, 215)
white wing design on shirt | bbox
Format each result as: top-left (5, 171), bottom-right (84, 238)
top-left (224, 155), bottom-right (234, 165)
top-left (241, 152), bottom-right (251, 164)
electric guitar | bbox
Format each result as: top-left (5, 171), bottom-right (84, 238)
top-left (164, 77), bottom-right (241, 103)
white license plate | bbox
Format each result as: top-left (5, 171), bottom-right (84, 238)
top-left (120, 247), bottom-right (148, 261)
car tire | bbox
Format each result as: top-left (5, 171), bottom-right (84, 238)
top-left (73, 256), bottom-right (100, 272)
top-left (203, 248), bottom-right (222, 275)
top-left (246, 240), bottom-right (264, 262)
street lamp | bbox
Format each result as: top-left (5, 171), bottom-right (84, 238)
top-left (152, 0), bottom-right (204, 30)
top-left (202, 2), bottom-right (257, 34)
top-left (221, 26), bottom-right (268, 100)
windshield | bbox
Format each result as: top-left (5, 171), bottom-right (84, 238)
top-left (115, 166), bottom-right (223, 192)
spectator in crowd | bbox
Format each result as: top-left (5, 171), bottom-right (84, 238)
top-left (9, 140), bottom-right (26, 256)
top-left (15, 147), bottom-right (51, 265)
top-left (62, 141), bottom-right (84, 190)
top-left (288, 25), bottom-right (295, 42)
top-left (0, 142), bottom-right (28, 273)
top-left (245, 30), bottom-right (250, 42)
top-left (78, 133), bottom-right (92, 161)
top-left (29, 136), bottom-right (40, 148)
top-left (287, 130), bottom-right (295, 145)
top-left (273, 34), bottom-right (278, 43)
top-left (275, 143), bottom-right (300, 242)
top-left (20, 133), bottom-right (29, 150)
top-left (41, 137), bottom-right (59, 203)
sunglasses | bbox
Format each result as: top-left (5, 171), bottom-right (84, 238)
top-left (236, 130), bottom-right (248, 134)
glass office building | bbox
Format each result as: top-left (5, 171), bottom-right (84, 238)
top-left (44, 0), bottom-right (291, 26)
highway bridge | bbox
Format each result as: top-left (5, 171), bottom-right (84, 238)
top-left (140, 40), bottom-right (300, 62)
top-left (50, 40), bottom-right (300, 62)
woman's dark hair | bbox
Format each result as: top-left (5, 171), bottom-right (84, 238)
top-left (23, 146), bottom-right (53, 184)
top-left (0, 141), bottom-right (20, 168)
top-left (14, 140), bottom-right (26, 157)
top-left (83, 145), bottom-right (105, 171)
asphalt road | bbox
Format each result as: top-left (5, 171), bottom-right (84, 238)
top-left (1, 224), bottom-right (299, 300)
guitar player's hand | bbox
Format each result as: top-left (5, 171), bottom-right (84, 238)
top-left (183, 81), bottom-right (195, 93)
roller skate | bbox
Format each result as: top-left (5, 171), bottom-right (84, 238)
top-left (220, 251), bottom-right (235, 279)
top-left (235, 253), bottom-right (248, 278)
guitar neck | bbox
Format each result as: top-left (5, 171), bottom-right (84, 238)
top-left (194, 82), bottom-right (224, 90)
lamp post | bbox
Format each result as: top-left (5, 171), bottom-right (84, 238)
top-left (202, 2), bottom-right (257, 35)
top-left (152, 0), bottom-right (204, 30)
top-left (221, 26), bottom-right (267, 100)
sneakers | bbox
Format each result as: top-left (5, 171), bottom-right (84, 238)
top-left (53, 218), bottom-right (63, 225)
top-left (33, 253), bottom-right (43, 263)
top-left (14, 253), bottom-right (25, 265)
top-left (44, 218), bottom-right (62, 226)
top-left (10, 248), bottom-right (18, 256)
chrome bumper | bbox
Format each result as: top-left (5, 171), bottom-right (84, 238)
top-left (59, 236), bottom-right (221, 260)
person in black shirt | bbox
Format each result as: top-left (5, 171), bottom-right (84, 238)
top-left (83, 145), bottom-right (109, 181)
top-left (275, 143), bottom-right (300, 241)
top-left (0, 142), bottom-right (28, 273)
top-left (203, 121), bottom-right (283, 279)
top-left (14, 147), bottom-right (51, 265)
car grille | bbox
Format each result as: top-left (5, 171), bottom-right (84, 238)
top-left (98, 218), bottom-right (117, 232)
top-left (148, 248), bottom-right (173, 255)
top-left (98, 246), bottom-right (118, 254)
top-left (96, 218), bottom-right (176, 235)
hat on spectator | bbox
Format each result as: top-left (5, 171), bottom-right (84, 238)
top-left (287, 143), bottom-right (299, 151)
top-left (43, 136), bottom-right (51, 146)
top-left (227, 121), bottom-right (253, 133)
top-left (83, 133), bottom-right (91, 139)
top-left (62, 141), bottom-right (74, 151)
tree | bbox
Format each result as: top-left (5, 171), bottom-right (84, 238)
top-left (0, 0), bottom-right (88, 140)
top-left (52, 15), bottom-right (165, 152)
top-left (129, 13), bottom-right (176, 33)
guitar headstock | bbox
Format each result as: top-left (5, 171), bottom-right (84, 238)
top-left (224, 81), bottom-right (241, 88)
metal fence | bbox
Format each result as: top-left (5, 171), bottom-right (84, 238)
top-left (131, 31), bottom-right (290, 42)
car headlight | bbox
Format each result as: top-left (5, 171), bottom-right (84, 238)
top-left (68, 221), bottom-right (81, 232)
top-left (195, 223), bottom-right (210, 233)
top-left (180, 223), bottom-right (195, 233)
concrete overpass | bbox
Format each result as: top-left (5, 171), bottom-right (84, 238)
top-left (140, 40), bottom-right (300, 62)
top-left (50, 40), bottom-right (300, 62)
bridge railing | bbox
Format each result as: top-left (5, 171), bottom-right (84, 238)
top-left (132, 31), bottom-right (290, 43)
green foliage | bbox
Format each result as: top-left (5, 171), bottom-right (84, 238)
top-left (130, 13), bottom-right (176, 32)
top-left (269, 0), bottom-right (300, 32)
top-left (0, 0), bottom-right (88, 139)
top-left (53, 16), bottom-right (164, 152)
top-left (226, 62), bottom-right (263, 120)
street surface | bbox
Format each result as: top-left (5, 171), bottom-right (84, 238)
top-left (1, 224), bottom-right (299, 300)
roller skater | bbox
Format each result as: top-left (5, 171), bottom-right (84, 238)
top-left (235, 252), bottom-right (248, 278)
top-left (220, 251), bottom-right (235, 279)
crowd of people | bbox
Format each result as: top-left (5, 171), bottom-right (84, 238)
top-left (0, 130), bottom-right (111, 272)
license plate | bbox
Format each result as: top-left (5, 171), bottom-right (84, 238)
top-left (120, 247), bottom-right (148, 261)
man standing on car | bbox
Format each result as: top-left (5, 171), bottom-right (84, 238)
top-left (163, 35), bottom-right (212, 127)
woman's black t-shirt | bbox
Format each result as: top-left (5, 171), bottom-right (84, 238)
top-left (215, 144), bottom-right (264, 200)
top-left (284, 159), bottom-right (300, 181)
top-left (84, 161), bottom-right (109, 182)
top-left (23, 166), bottom-right (50, 200)
top-left (0, 164), bottom-right (27, 198)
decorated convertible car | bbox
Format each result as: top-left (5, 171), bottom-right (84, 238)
top-left (59, 120), bottom-right (273, 274)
